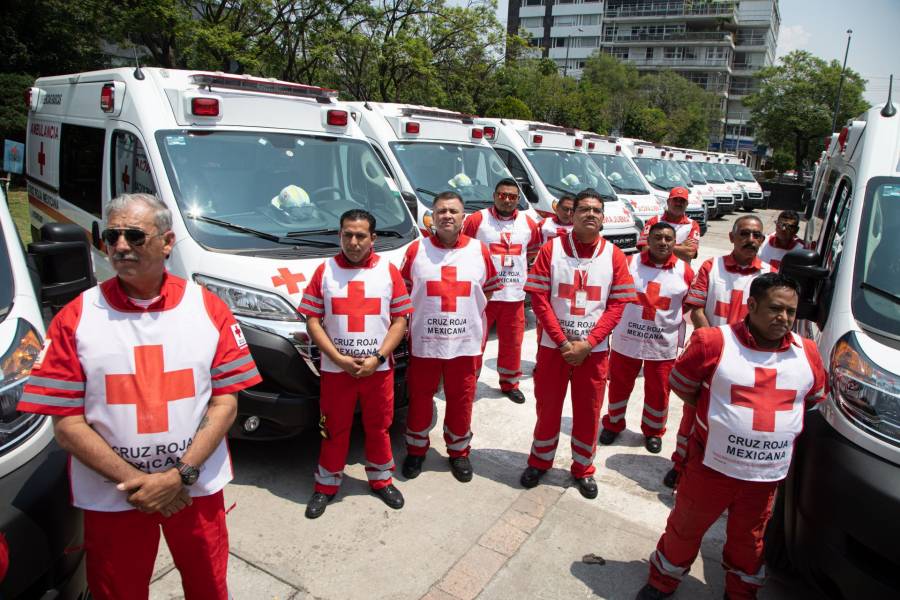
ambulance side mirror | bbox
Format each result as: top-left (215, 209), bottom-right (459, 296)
top-left (28, 223), bottom-right (96, 311)
top-left (779, 249), bottom-right (829, 322)
top-left (401, 191), bottom-right (418, 220)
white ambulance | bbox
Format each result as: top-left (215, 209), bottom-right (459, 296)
top-left (669, 149), bottom-right (732, 215)
top-left (580, 134), bottom-right (662, 227)
top-left (701, 153), bottom-right (745, 210)
top-left (346, 102), bottom-right (535, 234)
top-left (476, 118), bottom-right (639, 253)
top-left (25, 68), bottom-right (419, 439)
top-left (718, 153), bottom-right (765, 210)
top-left (767, 100), bottom-right (900, 599)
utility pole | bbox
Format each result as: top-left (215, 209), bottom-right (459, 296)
top-left (831, 29), bottom-right (853, 133)
top-left (563, 27), bottom-right (584, 78)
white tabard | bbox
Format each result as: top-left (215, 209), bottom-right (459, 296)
top-left (704, 257), bottom-right (772, 327)
top-left (539, 217), bottom-right (573, 245)
top-left (471, 208), bottom-right (533, 302)
top-left (703, 326), bottom-right (814, 482)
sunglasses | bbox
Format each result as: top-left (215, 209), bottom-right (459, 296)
top-left (101, 228), bottom-right (160, 247)
top-left (736, 229), bottom-right (765, 240)
top-left (776, 222), bottom-right (799, 231)
top-left (496, 192), bottom-right (519, 201)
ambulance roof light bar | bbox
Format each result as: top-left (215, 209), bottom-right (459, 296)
top-left (582, 133), bottom-right (617, 143)
top-left (189, 73), bottom-right (338, 103)
top-left (100, 83), bottom-right (115, 113)
top-left (527, 123), bottom-right (576, 136)
top-left (574, 138), bottom-right (583, 148)
top-left (483, 126), bottom-right (496, 140)
top-left (400, 106), bottom-right (475, 124)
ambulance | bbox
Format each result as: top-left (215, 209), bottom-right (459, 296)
top-left (702, 154), bottom-right (745, 210)
top-left (624, 142), bottom-right (708, 235)
top-left (476, 118), bottom-right (639, 252)
top-left (670, 149), bottom-right (732, 215)
top-left (767, 99), bottom-right (900, 598)
top-left (581, 134), bottom-right (662, 228)
top-left (25, 68), bottom-right (419, 439)
top-left (346, 102), bottom-right (535, 234)
top-left (718, 153), bottom-right (765, 210)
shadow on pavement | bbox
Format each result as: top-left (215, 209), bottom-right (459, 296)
top-left (569, 556), bottom-right (723, 600)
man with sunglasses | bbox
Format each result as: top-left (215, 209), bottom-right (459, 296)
top-left (18, 193), bottom-right (262, 600)
top-left (538, 194), bottom-right (576, 244)
top-left (758, 210), bottom-right (805, 271)
top-left (522, 189), bottom-right (637, 498)
top-left (462, 178), bottom-right (541, 404)
top-left (637, 187), bottom-right (700, 262)
top-left (664, 215), bottom-right (772, 489)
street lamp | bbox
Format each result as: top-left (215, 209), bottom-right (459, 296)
top-left (831, 29), bottom-right (853, 132)
top-left (563, 27), bottom-right (584, 78)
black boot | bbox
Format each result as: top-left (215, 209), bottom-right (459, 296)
top-left (663, 467), bottom-right (679, 489)
top-left (402, 454), bottom-right (425, 479)
top-left (449, 456), bottom-right (474, 482)
top-left (305, 491), bottom-right (335, 519)
top-left (373, 484), bottom-right (405, 509)
top-left (520, 466), bottom-right (546, 488)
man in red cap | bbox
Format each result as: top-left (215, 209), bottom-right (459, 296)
top-left (636, 273), bottom-right (827, 600)
top-left (758, 210), bottom-right (805, 271)
top-left (638, 187), bottom-right (700, 262)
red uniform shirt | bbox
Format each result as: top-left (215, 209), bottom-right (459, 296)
top-left (684, 253), bottom-right (767, 309)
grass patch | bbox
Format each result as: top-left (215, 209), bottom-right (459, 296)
top-left (6, 188), bottom-right (30, 244)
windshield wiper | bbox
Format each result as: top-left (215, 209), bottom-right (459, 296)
top-left (861, 282), bottom-right (900, 305)
top-left (416, 187), bottom-right (439, 198)
top-left (375, 229), bottom-right (405, 238)
top-left (615, 187), bottom-right (650, 195)
top-left (188, 214), bottom-right (338, 248)
top-left (544, 183), bottom-right (573, 196)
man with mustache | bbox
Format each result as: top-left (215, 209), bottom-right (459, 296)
top-left (636, 274), bottom-right (827, 600)
top-left (400, 191), bottom-right (501, 482)
top-left (637, 187), bottom-right (700, 262)
top-left (521, 189), bottom-right (637, 498)
top-left (462, 178), bottom-right (541, 404)
top-left (664, 215), bottom-right (772, 489)
top-left (17, 193), bottom-right (261, 599)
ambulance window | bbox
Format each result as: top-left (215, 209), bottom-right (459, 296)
top-left (112, 131), bottom-right (157, 198)
top-left (370, 145), bottom-right (396, 179)
top-left (59, 124), bottom-right (104, 216)
top-left (495, 149), bottom-right (530, 183)
top-left (822, 180), bottom-right (852, 271)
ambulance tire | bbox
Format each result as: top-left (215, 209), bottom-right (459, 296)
top-left (763, 485), bottom-right (792, 572)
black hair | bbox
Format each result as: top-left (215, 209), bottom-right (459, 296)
top-left (434, 191), bottom-right (464, 208)
top-left (340, 209), bottom-right (376, 233)
top-left (648, 221), bottom-right (676, 237)
top-left (573, 188), bottom-right (604, 210)
top-left (748, 272), bottom-right (800, 302)
top-left (494, 178), bottom-right (519, 192)
top-left (778, 210), bottom-right (800, 223)
top-left (557, 194), bottom-right (575, 206)
top-left (732, 214), bottom-right (763, 233)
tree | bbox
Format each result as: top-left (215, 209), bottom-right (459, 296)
top-left (485, 96), bottom-right (532, 120)
top-left (744, 50), bottom-right (868, 181)
top-left (638, 70), bottom-right (720, 147)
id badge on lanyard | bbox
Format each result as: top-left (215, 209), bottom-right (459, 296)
top-left (574, 288), bottom-right (588, 310)
top-left (503, 254), bottom-right (514, 268)
top-left (568, 232), bottom-right (602, 311)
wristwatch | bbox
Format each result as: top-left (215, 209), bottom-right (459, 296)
top-left (175, 459), bottom-right (200, 486)
top-left (374, 352), bottom-right (387, 365)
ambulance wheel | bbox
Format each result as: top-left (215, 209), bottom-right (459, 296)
top-left (764, 486), bottom-right (791, 571)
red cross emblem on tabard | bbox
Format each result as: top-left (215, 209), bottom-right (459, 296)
top-left (638, 281), bottom-right (672, 320)
top-left (714, 289), bottom-right (748, 323)
top-left (331, 280), bottom-right (381, 333)
top-left (271, 267), bottom-right (306, 295)
top-left (730, 367), bottom-right (797, 432)
top-left (489, 232), bottom-right (522, 261)
top-left (557, 270), bottom-right (602, 317)
top-left (426, 266), bottom-right (472, 312)
top-left (105, 345), bottom-right (196, 434)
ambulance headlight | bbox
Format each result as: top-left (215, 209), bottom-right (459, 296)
top-left (194, 275), bottom-right (301, 322)
top-left (0, 320), bottom-right (45, 450)
top-left (831, 333), bottom-right (900, 445)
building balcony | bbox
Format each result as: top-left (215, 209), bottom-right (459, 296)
top-left (604, 1), bottom-right (737, 22)
top-left (730, 62), bottom-right (764, 75)
top-left (548, 46), bottom-right (598, 60)
top-left (602, 31), bottom-right (734, 46)
top-left (518, 6), bottom-right (548, 18)
top-left (552, 3), bottom-right (605, 17)
top-left (551, 24), bottom-right (603, 37)
top-left (627, 56), bottom-right (732, 71)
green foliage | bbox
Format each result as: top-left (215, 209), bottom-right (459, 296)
top-left (772, 149), bottom-right (795, 173)
top-left (485, 96), bottom-right (533, 120)
top-left (745, 50), bottom-right (869, 177)
top-left (0, 74), bottom-right (35, 143)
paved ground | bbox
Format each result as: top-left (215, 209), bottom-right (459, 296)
top-left (150, 208), bottom-right (818, 600)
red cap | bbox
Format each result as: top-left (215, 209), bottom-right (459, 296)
top-left (669, 187), bottom-right (690, 201)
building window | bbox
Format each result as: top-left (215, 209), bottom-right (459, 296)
top-left (520, 17), bottom-right (544, 28)
top-left (523, 0), bottom-right (544, 6)
top-left (554, 15), bottom-right (578, 26)
top-left (645, 47), bottom-right (653, 60)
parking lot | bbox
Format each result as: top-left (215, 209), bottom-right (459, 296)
top-left (149, 207), bottom-right (818, 600)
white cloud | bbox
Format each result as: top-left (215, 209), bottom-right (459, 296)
top-left (777, 24), bottom-right (811, 57)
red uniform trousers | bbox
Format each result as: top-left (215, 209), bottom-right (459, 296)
top-left (529, 345), bottom-right (609, 478)
top-left (84, 490), bottom-right (228, 600)
top-left (670, 404), bottom-right (696, 472)
top-left (485, 300), bottom-right (525, 391)
top-left (405, 355), bottom-right (479, 458)
top-left (602, 350), bottom-right (675, 436)
top-left (315, 370), bottom-right (395, 495)
top-left (648, 441), bottom-right (777, 600)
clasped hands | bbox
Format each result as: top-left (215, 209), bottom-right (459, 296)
top-left (117, 469), bottom-right (192, 517)
top-left (560, 337), bottom-right (592, 366)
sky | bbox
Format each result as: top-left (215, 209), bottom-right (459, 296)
top-left (493, 0), bottom-right (899, 105)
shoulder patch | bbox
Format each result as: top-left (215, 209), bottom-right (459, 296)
top-left (231, 323), bottom-right (248, 350)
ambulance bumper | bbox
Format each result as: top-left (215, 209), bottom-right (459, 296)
top-left (787, 409), bottom-right (900, 596)
top-left (0, 434), bottom-right (87, 599)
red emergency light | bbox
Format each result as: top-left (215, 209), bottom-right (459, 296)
top-left (587, 142), bottom-right (595, 150)
top-left (615, 144), bottom-right (621, 152)
top-left (405, 121), bottom-right (420, 134)
top-left (24, 88), bottom-right (32, 111)
top-left (532, 134), bottom-right (543, 144)
top-left (838, 126), bottom-right (849, 151)
top-left (191, 97), bottom-right (220, 116)
top-left (327, 109), bottom-right (348, 126)
top-left (574, 138), bottom-right (583, 148)
top-left (686, 154), bottom-right (693, 159)
top-left (483, 126), bottom-right (496, 140)
top-left (637, 147), bottom-right (644, 154)
top-left (472, 128), bottom-right (483, 139)
top-left (100, 83), bottom-right (115, 113)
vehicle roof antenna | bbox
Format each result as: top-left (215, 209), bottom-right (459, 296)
top-left (881, 74), bottom-right (896, 117)
top-left (133, 46), bottom-right (145, 81)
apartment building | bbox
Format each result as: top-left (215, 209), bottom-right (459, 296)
top-left (506, 0), bottom-right (779, 159)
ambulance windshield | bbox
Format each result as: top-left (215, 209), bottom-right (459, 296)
top-left (699, 162), bottom-right (725, 183)
top-left (680, 161), bottom-right (709, 185)
top-left (156, 130), bottom-right (415, 253)
top-left (390, 142), bottom-right (524, 210)
top-left (523, 149), bottom-right (615, 199)
top-left (589, 153), bottom-right (650, 195)
top-left (724, 163), bottom-right (756, 182)
top-left (0, 217), bottom-right (13, 321)
top-left (633, 158), bottom-right (691, 191)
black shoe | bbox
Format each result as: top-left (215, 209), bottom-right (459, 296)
top-left (663, 467), bottom-right (679, 489)
top-left (402, 454), bottom-right (425, 479)
top-left (645, 436), bottom-right (662, 454)
top-left (373, 484), bottom-right (405, 509)
top-left (575, 475), bottom-right (598, 499)
top-left (304, 491), bottom-right (334, 519)
top-left (449, 456), bottom-right (473, 483)
top-left (520, 466), bottom-right (546, 489)
top-left (504, 388), bottom-right (526, 404)
top-left (599, 428), bottom-right (619, 445)
top-left (635, 583), bottom-right (673, 600)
